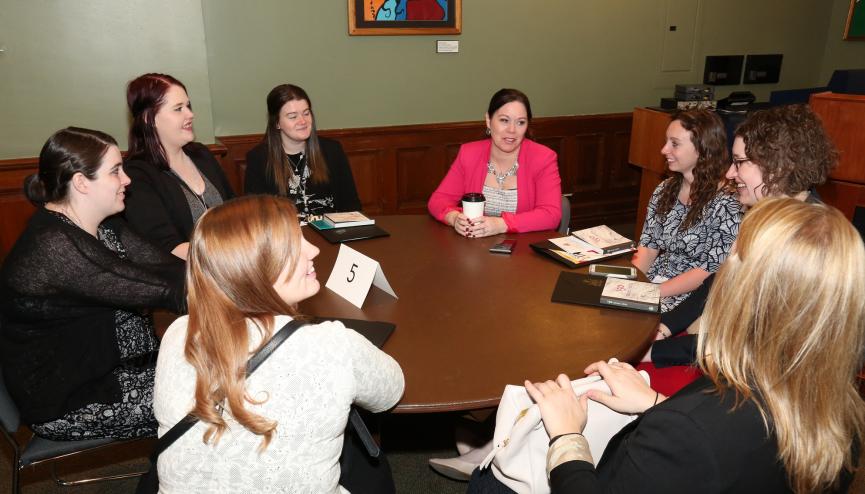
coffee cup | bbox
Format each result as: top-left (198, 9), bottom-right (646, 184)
top-left (461, 192), bottom-right (486, 220)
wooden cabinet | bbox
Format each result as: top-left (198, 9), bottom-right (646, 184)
top-left (628, 107), bottom-right (671, 238)
top-left (811, 92), bottom-right (865, 220)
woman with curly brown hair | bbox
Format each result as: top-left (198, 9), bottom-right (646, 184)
top-left (648, 104), bottom-right (838, 369)
top-left (728, 103), bottom-right (836, 207)
top-left (631, 110), bottom-right (741, 311)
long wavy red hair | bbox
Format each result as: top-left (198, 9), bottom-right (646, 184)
top-left (185, 196), bottom-right (304, 451)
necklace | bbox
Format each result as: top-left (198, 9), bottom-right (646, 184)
top-left (487, 161), bottom-right (518, 187)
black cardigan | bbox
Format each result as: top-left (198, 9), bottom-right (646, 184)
top-left (123, 143), bottom-right (235, 254)
top-left (549, 376), bottom-right (853, 493)
top-left (650, 274), bottom-right (713, 367)
top-left (244, 137), bottom-right (361, 213)
top-left (0, 209), bottom-right (185, 423)
top-left (651, 192), bottom-right (824, 368)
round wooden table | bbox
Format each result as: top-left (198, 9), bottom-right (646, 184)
top-left (300, 215), bottom-right (658, 413)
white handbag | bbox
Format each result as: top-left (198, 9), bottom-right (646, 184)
top-left (479, 369), bottom-right (650, 494)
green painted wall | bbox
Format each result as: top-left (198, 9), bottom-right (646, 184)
top-left (202, 0), bottom-right (834, 136)
top-left (0, 0), bottom-right (215, 158)
top-left (1, 0), bottom-right (860, 160)
top-left (819, 0), bottom-right (865, 83)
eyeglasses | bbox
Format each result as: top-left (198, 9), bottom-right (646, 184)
top-left (731, 157), bottom-right (750, 171)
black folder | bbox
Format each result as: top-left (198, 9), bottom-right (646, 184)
top-left (530, 240), bottom-right (634, 269)
top-left (551, 272), bottom-right (608, 307)
top-left (311, 316), bottom-right (395, 348)
top-left (311, 224), bottom-right (390, 244)
top-left (551, 272), bottom-right (660, 314)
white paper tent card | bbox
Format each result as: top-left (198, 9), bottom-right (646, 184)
top-left (325, 244), bottom-right (397, 308)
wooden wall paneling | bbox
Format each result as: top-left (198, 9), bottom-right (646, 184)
top-left (567, 133), bottom-right (605, 193)
top-left (3, 116), bottom-right (638, 260)
top-left (218, 115), bottom-right (637, 226)
top-left (0, 159), bottom-right (38, 260)
top-left (348, 149), bottom-right (390, 214)
top-left (608, 131), bottom-right (642, 190)
top-left (216, 134), bottom-right (262, 194)
top-left (395, 145), bottom-right (444, 214)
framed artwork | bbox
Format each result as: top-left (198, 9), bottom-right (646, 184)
top-left (348, 0), bottom-right (461, 36)
top-left (844, 0), bottom-right (865, 40)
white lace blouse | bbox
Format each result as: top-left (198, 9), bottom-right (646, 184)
top-left (153, 315), bottom-right (405, 493)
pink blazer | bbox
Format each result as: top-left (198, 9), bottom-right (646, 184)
top-left (427, 139), bottom-right (562, 233)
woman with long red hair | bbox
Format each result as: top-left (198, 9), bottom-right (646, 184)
top-left (153, 196), bottom-right (403, 493)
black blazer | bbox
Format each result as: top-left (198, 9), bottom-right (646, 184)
top-left (550, 376), bottom-right (854, 493)
top-left (124, 143), bottom-right (234, 253)
top-left (244, 137), bottom-right (361, 213)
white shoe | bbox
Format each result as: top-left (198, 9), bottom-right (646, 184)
top-left (428, 456), bottom-right (477, 481)
top-left (455, 415), bottom-right (494, 455)
top-left (429, 440), bottom-right (494, 481)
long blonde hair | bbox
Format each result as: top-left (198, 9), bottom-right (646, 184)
top-left (185, 196), bottom-right (304, 451)
top-left (698, 198), bottom-right (865, 493)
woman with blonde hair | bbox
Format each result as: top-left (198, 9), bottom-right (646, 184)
top-left (153, 196), bottom-right (404, 493)
top-left (473, 198), bottom-right (864, 493)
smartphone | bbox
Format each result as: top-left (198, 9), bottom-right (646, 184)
top-left (588, 264), bottom-right (637, 279)
top-left (489, 239), bottom-right (517, 254)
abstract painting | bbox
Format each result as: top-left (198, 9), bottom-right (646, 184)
top-left (348, 0), bottom-right (461, 35)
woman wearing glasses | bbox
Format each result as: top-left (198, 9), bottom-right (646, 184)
top-left (649, 104), bottom-right (836, 368)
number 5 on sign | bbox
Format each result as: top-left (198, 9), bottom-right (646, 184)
top-left (325, 244), bottom-right (397, 308)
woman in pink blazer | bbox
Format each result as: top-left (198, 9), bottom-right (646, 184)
top-left (427, 89), bottom-right (562, 236)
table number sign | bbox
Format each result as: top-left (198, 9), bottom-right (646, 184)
top-left (325, 244), bottom-right (397, 308)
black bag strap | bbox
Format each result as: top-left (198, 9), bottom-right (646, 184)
top-left (150, 318), bottom-right (307, 459)
top-left (150, 318), bottom-right (381, 460)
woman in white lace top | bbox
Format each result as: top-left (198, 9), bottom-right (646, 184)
top-left (153, 196), bottom-right (404, 493)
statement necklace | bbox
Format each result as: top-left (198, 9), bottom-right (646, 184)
top-left (487, 161), bottom-right (519, 187)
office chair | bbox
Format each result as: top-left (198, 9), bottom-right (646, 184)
top-left (559, 194), bottom-right (572, 234)
top-left (0, 368), bottom-right (149, 493)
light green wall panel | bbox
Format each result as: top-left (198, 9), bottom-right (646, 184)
top-left (819, 0), bottom-right (865, 83)
top-left (201, 0), bottom-right (836, 137)
top-left (0, 0), bottom-right (214, 159)
top-left (0, 1), bottom-right (857, 160)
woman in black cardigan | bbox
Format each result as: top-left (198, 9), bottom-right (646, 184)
top-left (244, 84), bottom-right (361, 221)
top-left (0, 128), bottom-right (185, 440)
top-left (124, 73), bottom-right (234, 260)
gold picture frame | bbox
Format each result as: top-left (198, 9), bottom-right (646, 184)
top-left (843, 0), bottom-right (865, 40)
top-left (348, 0), bottom-right (462, 36)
